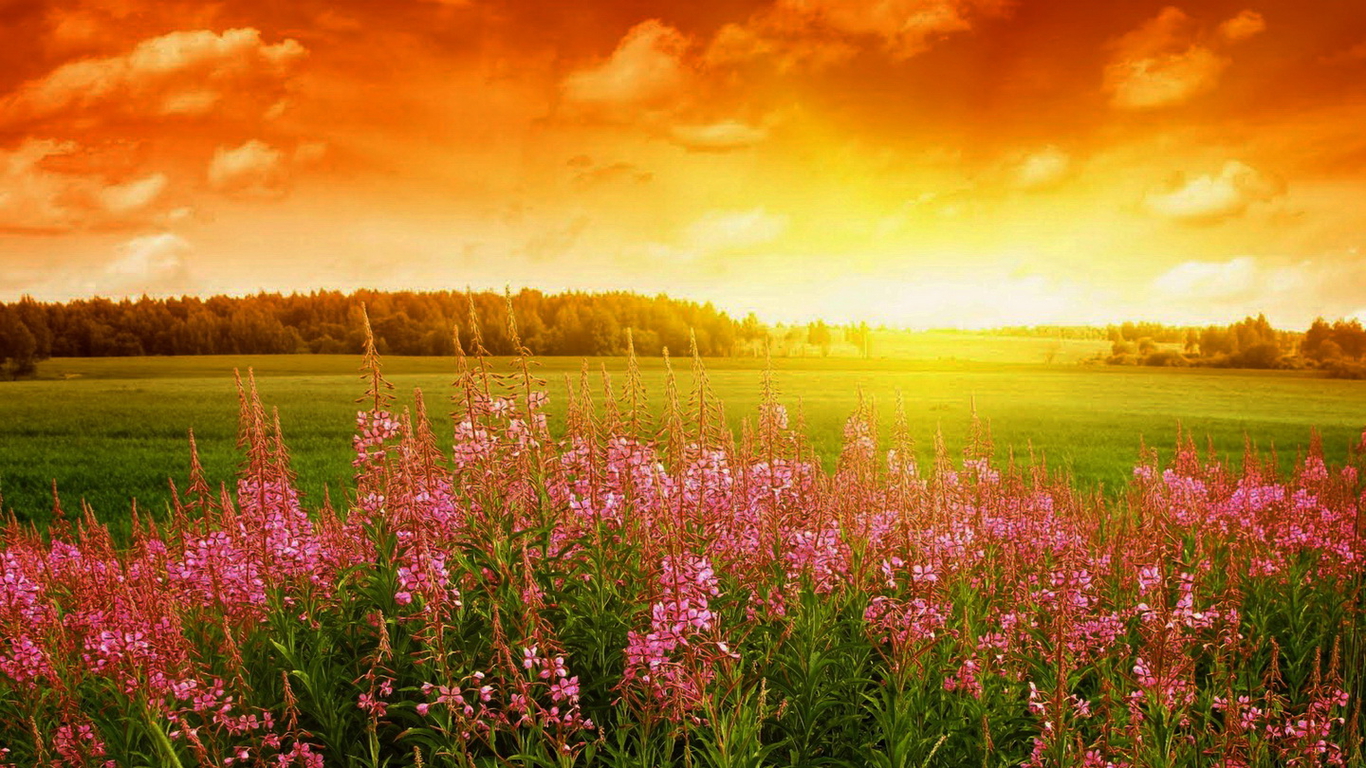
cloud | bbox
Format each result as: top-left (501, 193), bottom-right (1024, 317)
top-left (1148, 255), bottom-right (1366, 327)
top-left (1105, 46), bottom-right (1227, 109)
top-left (292, 141), bottom-right (328, 166)
top-left (108, 232), bottom-right (192, 278)
top-left (99, 174), bottom-right (169, 215)
top-left (571, 161), bottom-right (653, 187)
top-left (2, 28), bottom-right (306, 124)
top-left (77, 232), bottom-right (198, 297)
top-left (685, 207), bottom-right (789, 251)
top-left (0, 138), bottom-right (168, 233)
top-left (706, 18), bottom-right (858, 71)
top-left (1013, 146), bottom-right (1071, 191)
top-left (44, 7), bottom-right (108, 50)
top-left (1322, 39), bottom-right (1366, 64)
top-left (1143, 160), bottom-right (1284, 223)
top-left (208, 139), bottom-right (288, 198)
top-left (519, 215), bottom-right (591, 262)
top-left (1152, 255), bottom-right (1262, 300)
top-left (1217, 10), bottom-right (1266, 43)
top-left (2, 232), bottom-right (197, 300)
top-left (784, 0), bottom-right (1006, 58)
top-left (706, 0), bottom-right (1010, 70)
top-left (669, 120), bottom-right (769, 151)
top-left (561, 20), bottom-right (692, 116)
top-left (1103, 7), bottom-right (1260, 110)
top-left (806, 270), bottom-right (1108, 328)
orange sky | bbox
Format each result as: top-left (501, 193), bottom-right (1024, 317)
top-left (1, 0), bottom-right (1364, 328)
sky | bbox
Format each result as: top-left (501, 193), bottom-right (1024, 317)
top-left (0, 0), bottom-right (1364, 329)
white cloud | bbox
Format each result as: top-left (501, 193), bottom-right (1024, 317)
top-left (1106, 45), bottom-right (1228, 110)
top-left (779, 0), bottom-right (1001, 58)
top-left (208, 139), bottom-right (288, 198)
top-left (1217, 10), bottom-right (1266, 43)
top-left (293, 141), bottom-right (328, 166)
top-left (1152, 255), bottom-right (1262, 300)
top-left (1148, 255), bottom-right (1366, 328)
top-left (1143, 160), bottom-right (1284, 223)
top-left (1103, 7), bottom-right (1259, 110)
top-left (1013, 146), bottom-right (1071, 191)
top-left (108, 233), bottom-right (192, 278)
top-left (99, 174), bottom-right (169, 215)
top-left (685, 207), bottom-right (789, 251)
top-left (707, 0), bottom-right (1010, 70)
top-left (2, 28), bottom-right (306, 123)
top-left (799, 270), bottom-right (1110, 328)
top-left (669, 120), bottom-right (769, 151)
top-left (0, 138), bottom-right (168, 233)
top-left (562, 21), bottom-right (691, 115)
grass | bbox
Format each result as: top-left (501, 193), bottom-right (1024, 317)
top-left (1, 344), bottom-right (1363, 539)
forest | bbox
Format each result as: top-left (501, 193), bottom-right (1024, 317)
top-left (1101, 314), bottom-right (1366, 374)
top-left (0, 289), bottom-right (769, 377)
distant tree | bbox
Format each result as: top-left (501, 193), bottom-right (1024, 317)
top-left (0, 289), bottom-right (764, 362)
top-left (807, 320), bottom-right (832, 355)
top-left (1199, 327), bottom-right (1233, 357)
top-left (1331, 319), bottom-right (1366, 359)
top-left (738, 313), bottom-right (765, 355)
top-left (1235, 342), bottom-right (1280, 369)
top-left (0, 314), bottom-right (39, 378)
top-left (1301, 317), bottom-right (1332, 359)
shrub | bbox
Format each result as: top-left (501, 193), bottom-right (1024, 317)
top-left (1325, 359), bottom-right (1366, 379)
top-left (1141, 349), bottom-right (1189, 367)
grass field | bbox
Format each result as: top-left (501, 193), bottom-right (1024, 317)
top-left (1, 334), bottom-right (1363, 538)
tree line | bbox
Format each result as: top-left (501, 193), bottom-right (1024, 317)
top-left (1104, 314), bottom-right (1366, 374)
top-left (0, 290), bottom-right (770, 378)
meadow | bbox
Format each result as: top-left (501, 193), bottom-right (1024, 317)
top-left (0, 330), bottom-right (1362, 767)
top-left (1, 332), bottom-right (1363, 540)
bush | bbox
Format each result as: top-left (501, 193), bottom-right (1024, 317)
top-left (1325, 359), bottom-right (1366, 379)
top-left (1231, 342), bottom-right (1281, 369)
top-left (1141, 349), bottom-right (1189, 367)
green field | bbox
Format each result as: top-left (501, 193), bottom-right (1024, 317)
top-left (1, 335), bottom-right (1363, 538)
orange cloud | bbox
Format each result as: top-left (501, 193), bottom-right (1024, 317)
top-left (1148, 254), bottom-right (1366, 327)
top-left (1322, 39), bottom-right (1366, 64)
top-left (783, 0), bottom-right (1006, 58)
top-left (2, 28), bottom-right (306, 124)
top-left (1104, 7), bottom-right (1262, 110)
top-left (1013, 146), bottom-right (1072, 191)
top-left (561, 20), bottom-right (692, 117)
top-left (685, 208), bottom-right (789, 251)
top-left (1105, 8), bottom-right (1225, 109)
top-left (1218, 10), bottom-right (1267, 43)
top-left (1143, 160), bottom-right (1284, 224)
top-left (669, 120), bottom-right (769, 151)
top-left (0, 138), bottom-right (168, 233)
top-left (208, 139), bottom-right (289, 198)
top-left (107, 232), bottom-right (192, 281)
top-left (707, 0), bottom-right (1009, 70)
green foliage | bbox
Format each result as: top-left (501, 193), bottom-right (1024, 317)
top-left (0, 289), bottom-right (766, 360)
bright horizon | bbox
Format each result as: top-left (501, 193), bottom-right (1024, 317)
top-left (2, 1), bottom-right (1365, 330)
